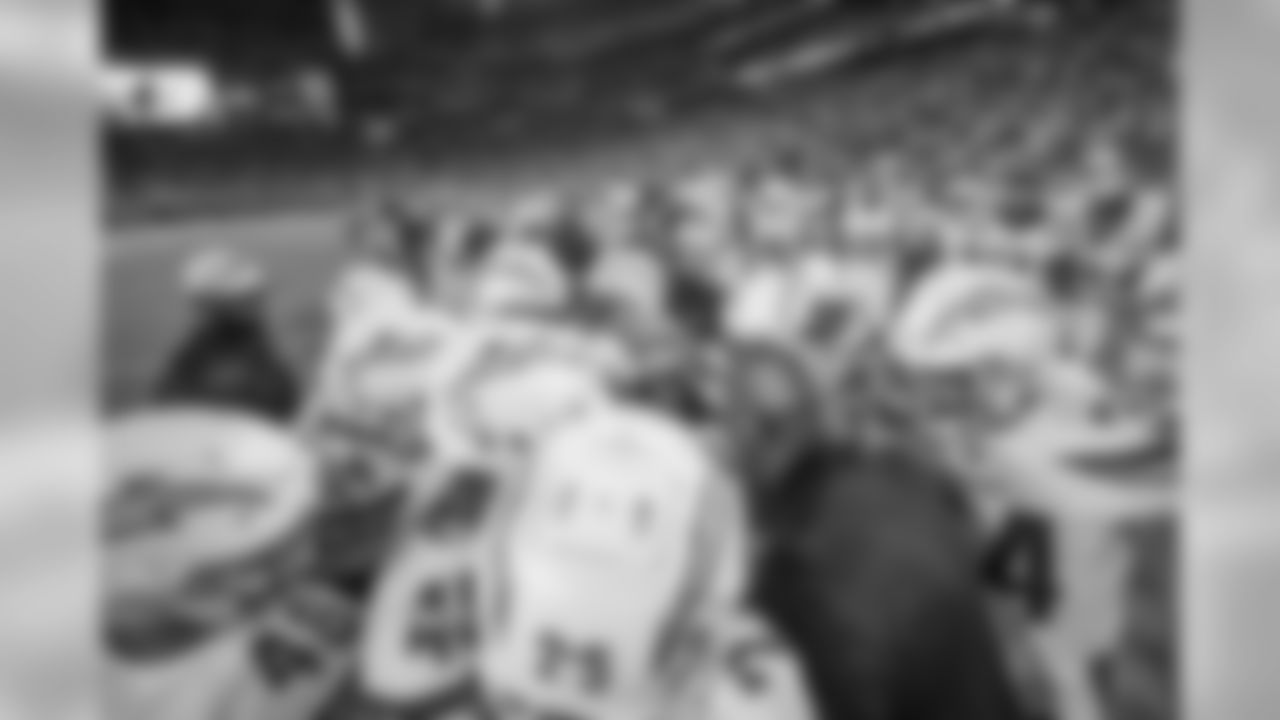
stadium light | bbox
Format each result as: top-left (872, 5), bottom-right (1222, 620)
top-left (329, 0), bottom-right (373, 59)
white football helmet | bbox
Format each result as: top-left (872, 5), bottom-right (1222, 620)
top-left (890, 261), bottom-right (1057, 372)
top-left (467, 240), bottom-right (570, 317)
top-left (180, 247), bottom-right (265, 303)
top-left (105, 407), bottom-right (319, 637)
top-left (327, 262), bottom-right (420, 347)
top-left (454, 357), bottom-right (614, 469)
top-left (724, 264), bottom-right (805, 344)
top-left (480, 407), bottom-right (747, 720)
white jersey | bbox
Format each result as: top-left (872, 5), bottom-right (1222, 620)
top-left (480, 408), bottom-right (749, 720)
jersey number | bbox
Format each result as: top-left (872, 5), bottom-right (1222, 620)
top-left (983, 512), bottom-right (1058, 620)
top-left (536, 631), bottom-right (614, 698)
top-left (410, 572), bottom-right (480, 662)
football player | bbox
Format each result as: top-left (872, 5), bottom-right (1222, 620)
top-left (976, 358), bottom-right (1173, 720)
top-left (347, 361), bottom-right (616, 720)
top-left (889, 260), bottom-right (1174, 720)
top-left (302, 207), bottom-right (479, 597)
top-left (300, 299), bottom-right (457, 599)
top-left (321, 202), bottom-right (435, 362)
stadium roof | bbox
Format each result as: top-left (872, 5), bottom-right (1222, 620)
top-left (106, 0), bottom-right (1167, 220)
top-left (108, 0), bottom-right (994, 64)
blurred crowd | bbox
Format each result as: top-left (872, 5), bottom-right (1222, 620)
top-left (102, 100), bottom-right (1177, 720)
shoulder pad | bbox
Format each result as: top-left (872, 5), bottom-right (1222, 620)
top-left (106, 408), bottom-right (318, 598)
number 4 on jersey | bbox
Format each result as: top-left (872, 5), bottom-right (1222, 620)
top-left (983, 512), bottom-right (1058, 620)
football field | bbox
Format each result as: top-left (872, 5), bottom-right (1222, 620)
top-left (107, 208), bottom-right (346, 410)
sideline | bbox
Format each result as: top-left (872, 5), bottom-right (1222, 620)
top-left (109, 210), bottom-right (346, 261)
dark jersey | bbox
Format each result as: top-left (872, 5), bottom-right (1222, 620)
top-left (156, 307), bottom-right (300, 421)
